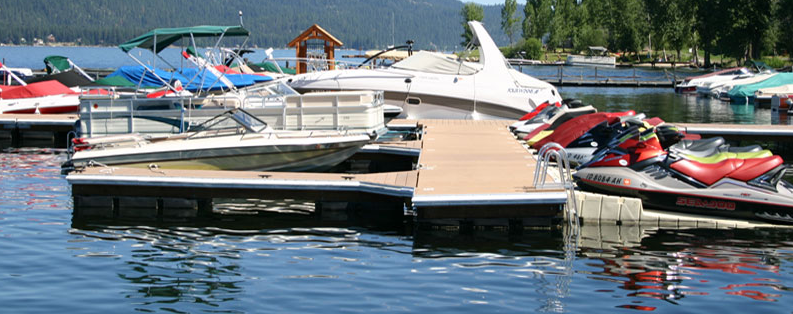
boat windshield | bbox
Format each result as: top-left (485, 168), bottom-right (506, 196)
top-left (229, 109), bottom-right (269, 133)
top-left (263, 80), bottom-right (299, 95)
top-left (188, 108), bottom-right (269, 134)
top-left (391, 51), bottom-right (480, 75)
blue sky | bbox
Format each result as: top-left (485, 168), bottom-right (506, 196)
top-left (463, 0), bottom-right (526, 5)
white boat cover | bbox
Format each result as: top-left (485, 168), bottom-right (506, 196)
top-left (756, 84), bottom-right (793, 96)
top-left (391, 51), bottom-right (480, 75)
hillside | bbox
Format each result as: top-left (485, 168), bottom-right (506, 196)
top-left (0, 0), bottom-right (516, 50)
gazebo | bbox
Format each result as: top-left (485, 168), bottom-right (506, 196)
top-left (287, 24), bottom-right (343, 74)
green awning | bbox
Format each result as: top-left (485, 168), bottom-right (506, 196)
top-left (44, 55), bottom-right (71, 74)
top-left (119, 25), bottom-right (249, 53)
top-left (90, 75), bottom-right (138, 87)
top-left (252, 61), bottom-right (297, 75)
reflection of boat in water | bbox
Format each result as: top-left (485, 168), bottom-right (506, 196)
top-left (580, 225), bottom-right (788, 307)
top-left (63, 108), bottom-right (373, 173)
top-left (287, 21), bottom-right (562, 119)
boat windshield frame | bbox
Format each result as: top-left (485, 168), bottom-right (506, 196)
top-left (188, 108), bottom-right (269, 135)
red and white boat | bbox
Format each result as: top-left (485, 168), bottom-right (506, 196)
top-left (0, 62), bottom-right (80, 114)
top-left (674, 67), bottom-right (749, 94)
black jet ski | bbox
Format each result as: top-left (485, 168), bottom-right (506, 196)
top-left (573, 126), bottom-right (793, 224)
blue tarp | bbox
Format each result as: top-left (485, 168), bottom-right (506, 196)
top-left (106, 66), bottom-right (271, 92)
top-left (728, 73), bottom-right (793, 103)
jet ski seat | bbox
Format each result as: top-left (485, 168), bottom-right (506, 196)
top-left (679, 150), bottom-right (773, 164)
top-left (670, 137), bottom-right (763, 158)
top-left (670, 155), bottom-right (783, 186)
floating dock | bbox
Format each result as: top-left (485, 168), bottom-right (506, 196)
top-left (0, 114), bottom-right (77, 148)
top-left (67, 119), bottom-right (568, 224)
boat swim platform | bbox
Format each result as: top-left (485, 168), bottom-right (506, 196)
top-left (66, 119), bottom-right (568, 223)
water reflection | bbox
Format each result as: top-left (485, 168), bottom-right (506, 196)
top-left (557, 87), bottom-right (775, 124)
top-left (577, 225), bottom-right (793, 311)
top-left (3, 150), bottom-right (793, 312)
top-left (65, 209), bottom-right (793, 313)
top-left (0, 149), bottom-right (70, 212)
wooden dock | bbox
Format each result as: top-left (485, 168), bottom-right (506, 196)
top-left (542, 79), bottom-right (677, 88)
top-left (0, 114), bottom-right (78, 148)
top-left (67, 119), bottom-right (568, 223)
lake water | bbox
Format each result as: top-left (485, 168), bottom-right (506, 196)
top-left (1, 46), bottom-right (793, 312)
top-left (1, 151), bottom-right (792, 312)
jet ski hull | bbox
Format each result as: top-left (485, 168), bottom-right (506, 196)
top-left (574, 166), bottom-right (793, 224)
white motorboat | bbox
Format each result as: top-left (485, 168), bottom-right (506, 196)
top-left (79, 80), bottom-right (387, 138)
top-left (696, 61), bottom-right (776, 98)
top-left (565, 46), bottom-right (616, 67)
top-left (675, 67), bottom-right (750, 94)
top-left (0, 61), bottom-right (81, 114)
top-left (697, 73), bottom-right (775, 99)
top-left (286, 21), bottom-right (563, 119)
top-left (80, 25), bottom-right (388, 138)
top-left (755, 84), bottom-right (793, 107)
top-left (63, 108), bottom-right (373, 172)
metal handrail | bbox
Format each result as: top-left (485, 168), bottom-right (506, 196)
top-left (535, 142), bottom-right (579, 227)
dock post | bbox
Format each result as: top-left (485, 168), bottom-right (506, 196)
top-left (558, 65), bottom-right (563, 84)
top-left (10, 125), bottom-right (20, 148)
top-left (594, 67), bottom-right (598, 82)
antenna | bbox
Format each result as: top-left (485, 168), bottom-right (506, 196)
top-left (239, 11), bottom-right (244, 27)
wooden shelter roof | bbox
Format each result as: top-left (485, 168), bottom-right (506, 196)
top-left (287, 24), bottom-right (343, 47)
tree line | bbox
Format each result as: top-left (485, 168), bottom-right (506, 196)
top-left (468, 0), bottom-right (790, 67)
top-left (0, 0), bottom-right (515, 51)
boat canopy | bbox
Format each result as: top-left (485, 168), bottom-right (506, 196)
top-left (391, 51), bottom-right (480, 75)
top-left (744, 60), bottom-right (774, 73)
top-left (119, 25), bottom-right (249, 53)
top-left (105, 65), bottom-right (268, 92)
top-left (44, 55), bottom-right (71, 74)
top-left (728, 73), bottom-right (793, 101)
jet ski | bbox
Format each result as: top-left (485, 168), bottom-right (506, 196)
top-left (509, 99), bottom-right (585, 134)
top-left (532, 113), bottom-right (678, 166)
top-left (513, 105), bottom-right (598, 139)
top-left (528, 110), bottom-right (636, 148)
top-left (573, 126), bottom-right (793, 224)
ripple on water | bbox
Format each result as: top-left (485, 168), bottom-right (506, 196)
top-left (2, 152), bottom-right (793, 312)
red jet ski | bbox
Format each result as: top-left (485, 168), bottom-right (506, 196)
top-left (573, 126), bottom-right (793, 223)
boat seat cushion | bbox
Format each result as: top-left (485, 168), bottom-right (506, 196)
top-left (728, 145), bottom-right (763, 153)
top-left (672, 137), bottom-right (724, 152)
top-left (681, 150), bottom-right (772, 164)
top-left (728, 155), bottom-right (783, 182)
top-left (670, 158), bottom-right (744, 186)
top-left (670, 155), bottom-right (783, 185)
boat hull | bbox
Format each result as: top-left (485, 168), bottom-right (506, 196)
top-left (0, 94), bottom-right (79, 114)
top-left (574, 166), bottom-right (793, 224)
top-left (69, 134), bottom-right (371, 172)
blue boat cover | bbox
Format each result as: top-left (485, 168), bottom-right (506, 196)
top-left (106, 66), bottom-right (271, 92)
top-left (728, 73), bottom-right (793, 103)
